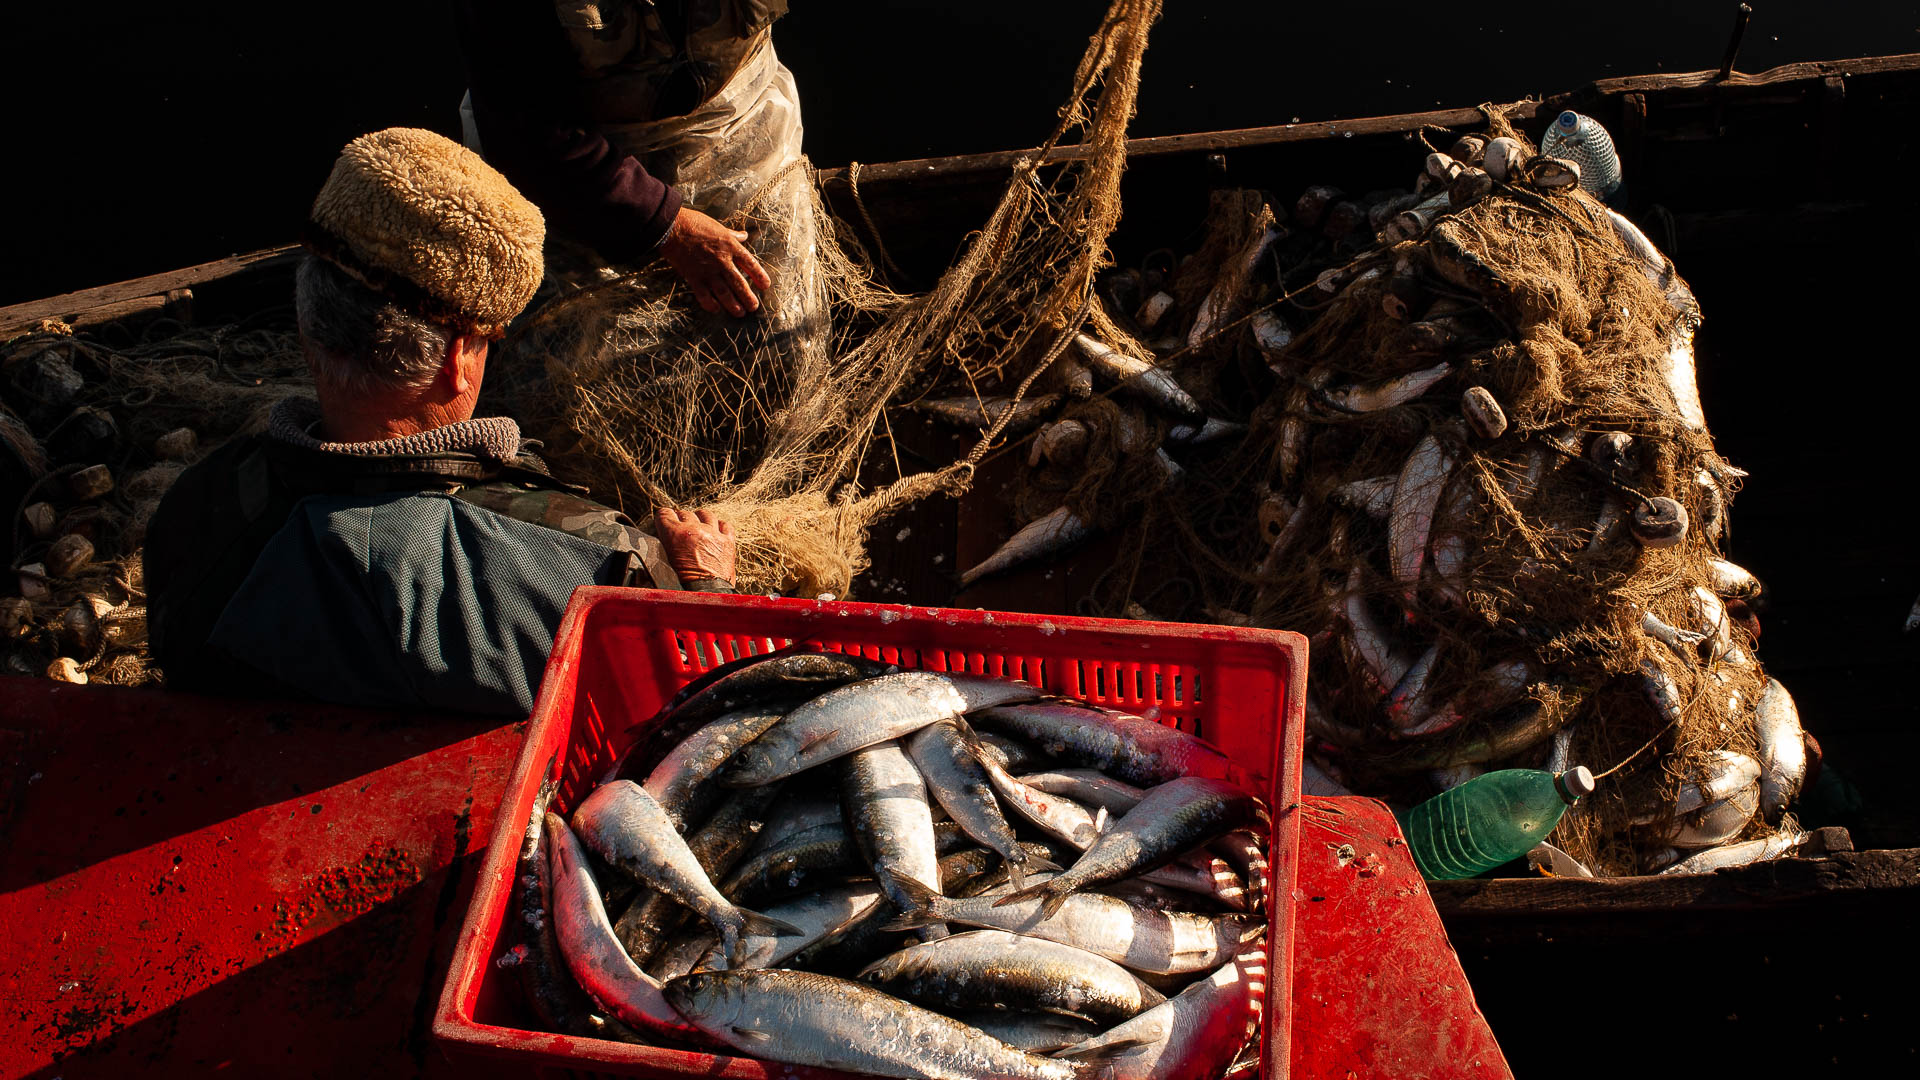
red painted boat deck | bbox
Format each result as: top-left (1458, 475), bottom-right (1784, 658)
top-left (0, 679), bottom-right (1506, 1078)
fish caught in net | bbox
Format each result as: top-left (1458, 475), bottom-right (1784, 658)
top-left (978, 113), bottom-right (1807, 876)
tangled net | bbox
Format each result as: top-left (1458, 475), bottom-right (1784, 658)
top-left (5, 0), bottom-right (1169, 680)
top-left (2, 311), bottom-right (310, 686)
top-left (490, 0), bottom-right (1167, 598)
top-left (1003, 113), bottom-right (1796, 875)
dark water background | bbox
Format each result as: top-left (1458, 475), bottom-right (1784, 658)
top-left (1, 1), bottom-right (1914, 304)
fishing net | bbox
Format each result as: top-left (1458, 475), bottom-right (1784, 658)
top-left (4, 0), bottom-right (1167, 678)
top-left (2, 312), bottom-right (310, 686)
top-left (1004, 112), bottom-right (1782, 875)
top-left (486, 0), bottom-right (1167, 598)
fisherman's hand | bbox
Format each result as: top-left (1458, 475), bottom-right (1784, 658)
top-left (656, 507), bottom-right (737, 591)
top-left (658, 207), bottom-right (771, 317)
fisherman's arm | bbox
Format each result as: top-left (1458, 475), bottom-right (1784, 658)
top-left (450, 0), bottom-right (767, 312)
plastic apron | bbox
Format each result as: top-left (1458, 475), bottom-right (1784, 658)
top-left (461, 36), bottom-right (816, 335)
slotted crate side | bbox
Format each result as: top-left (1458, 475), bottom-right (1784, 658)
top-left (437, 587), bottom-right (1306, 1080)
top-left (561, 595), bottom-right (1277, 740)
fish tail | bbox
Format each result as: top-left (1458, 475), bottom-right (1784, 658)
top-left (1054, 1035), bottom-right (1157, 1070)
top-left (1004, 845), bottom-right (1061, 890)
top-left (955, 723), bottom-right (998, 767)
top-left (713, 904), bottom-right (798, 970)
top-left (878, 875), bottom-right (947, 931)
top-left (738, 908), bottom-right (805, 939)
top-left (992, 877), bottom-right (1073, 916)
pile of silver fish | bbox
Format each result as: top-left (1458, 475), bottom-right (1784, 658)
top-left (498, 645), bottom-right (1270, 1079)
top-left (930, 122), bottom-right (1815, 878)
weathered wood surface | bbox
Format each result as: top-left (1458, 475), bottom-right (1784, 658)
top-left (819, 104), bottom-right (1544, 187)
top-left (0, 244), bottom-right (298, 335)
top-left (1430, 847), bottom-right (1920, 918)
top-left (817, 52), bottom-right (1920, 189)
top-left (12, 51), bottom-right (1916, 322)
top-left (55, 287), bottom-right (195, 332)
top-left (1582, 51), bottom-right (1920, 95)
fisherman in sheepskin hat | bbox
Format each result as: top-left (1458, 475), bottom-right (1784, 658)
top-left (146, 128), bottom-right (736, 716)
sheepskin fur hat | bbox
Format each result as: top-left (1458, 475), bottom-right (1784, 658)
top-left (306, 128), bottom-right (545, 337)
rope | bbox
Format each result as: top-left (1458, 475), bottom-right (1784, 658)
top-left (11, 464), bottom-right (85, 570)
top-left (845, 161), bottom-right (908, 286)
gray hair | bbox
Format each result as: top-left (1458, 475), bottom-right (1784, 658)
top-left (294, 255), bottom-right (453, 394)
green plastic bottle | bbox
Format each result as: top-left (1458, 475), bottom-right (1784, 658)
top-left (1404, 766), bottom-right (1596, 880)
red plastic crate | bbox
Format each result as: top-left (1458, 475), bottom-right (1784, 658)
top-left (434, 587), bottom-right (1307, 1079)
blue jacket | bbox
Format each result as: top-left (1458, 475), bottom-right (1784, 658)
top-left (208, 492), bottom-right (625, 716)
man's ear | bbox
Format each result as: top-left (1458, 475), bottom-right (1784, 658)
top-left (443, 334), bottom-right (489, 397)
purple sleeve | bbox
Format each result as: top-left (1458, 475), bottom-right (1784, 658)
top-left (453, 0), bottom-right (683, 262)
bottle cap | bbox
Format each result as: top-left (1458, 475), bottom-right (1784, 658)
top-left (1556, 111), bottom-right (1581, 132)
top-left (1558, 766), bottom-right (1596, 800)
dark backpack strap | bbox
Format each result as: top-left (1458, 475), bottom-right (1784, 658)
top-left (447, 480), bottom-right (680, 589)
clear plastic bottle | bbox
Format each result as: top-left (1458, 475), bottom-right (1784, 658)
top-left (1538, 111), bottom-right (1622, 200)
top-left (1403, 766), bottom-right (1596, 880)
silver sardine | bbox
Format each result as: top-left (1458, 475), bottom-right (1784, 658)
top-left (959, 506), bottom-right (1094, 589)
top-left (724, 672), bottom-right (1037, 786)
top-left (1755, 679), bottom-right (1807, 822)
top-left (545, 813), bottom-right (704, 1040)
top-left (1018, 769), bottom-right (1145, 816)
top-left (1053, 950), bottom-right (1265, 1080)
top-left (908, 719), bottom-right (1055, 888)
top-left (642, 705), bottom-right (788, 831)
top-left (972, 701), bottom-right (1231, 786)
top-left (664, 968), bottom-right (1115, 1079)
top-left (572, 780), bottom-right (801, 966)
top-left (859, 928), bottom-right (1166, 1025)
top-left (998, 777), bottom-right (1267, 916)
top-left (842, 741), bottom-right (948, 938)
top-left (883, 876), bottom-right (1263, 976)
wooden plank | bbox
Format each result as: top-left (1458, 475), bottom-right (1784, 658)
top-left (1579, 52), bottom-right (1920, 95)
top-left (819, 104), bottom-right (1541, 187)
top-left (8, 52), bottom-right (1915, 329)
top-left (0, 244), bottom-right (298, 335)
top-left (818, 53), bottom-right (1920, 191)
top-left (1429, 847), bottom-right (1920, 918)
top-left (58, 287), bottom-right (195, 333)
